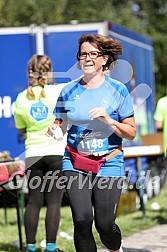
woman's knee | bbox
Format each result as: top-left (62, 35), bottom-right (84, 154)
top-left (74, 216), bottom-right (93, 233)
top-left (95, 220), bottom-right (116, 235)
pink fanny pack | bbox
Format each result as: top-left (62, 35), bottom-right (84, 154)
top-left (66, 145), bottom-right (122, 174)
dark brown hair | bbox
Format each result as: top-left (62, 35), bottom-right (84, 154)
top-left (77, 33), bottom-right (123, 71)
top-left (27, 54), bottom-right (53, 99)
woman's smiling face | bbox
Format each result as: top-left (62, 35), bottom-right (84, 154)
top-left (79, 42), bottom-right (107, 76)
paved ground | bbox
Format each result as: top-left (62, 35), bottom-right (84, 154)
top-left (97, 224), bottom-right (167, 252)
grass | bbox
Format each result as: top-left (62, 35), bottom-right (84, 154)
top-left (0, 181), bottom-right (167, 252)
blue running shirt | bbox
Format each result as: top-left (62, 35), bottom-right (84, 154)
top-left (53, 75), bottom-right (134, 177)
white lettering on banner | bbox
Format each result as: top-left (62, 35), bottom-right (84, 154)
top-left (0, 96), bottom-right (13, 118)
top-left (11, 101), bottom-right (15, 115)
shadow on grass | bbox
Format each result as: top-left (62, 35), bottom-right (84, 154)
top-left (0, 243), bottom-right (43, 252)
top-left (0, 242), bottom-right (20, 252)
top-left (128, 206), bottom-right (167, 225)
top-left (0, 220), bottom-right (19, 225)
top-left (145, 207), bottom-right (167, 224)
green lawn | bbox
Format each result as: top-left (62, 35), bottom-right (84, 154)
top-left (0, 181), bottom-right (167, 252)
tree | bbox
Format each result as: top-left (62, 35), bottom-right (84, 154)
top-left (0, 0), bottom-right (166, 98)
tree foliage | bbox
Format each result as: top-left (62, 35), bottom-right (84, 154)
top-left (0, 0), bottom-right (166, 98)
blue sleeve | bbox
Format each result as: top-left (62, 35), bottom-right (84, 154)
top-left (53, 93), bottom-right (68, 122)
top-left (53, 94), bottom-right (67, 122)
top-left (118, 86), bottom-right (134, 120)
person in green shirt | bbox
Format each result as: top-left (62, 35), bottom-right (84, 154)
top-left (14, 54), bottom-right (66, 252)
top-left (154, 92), bottom-right (167, 157)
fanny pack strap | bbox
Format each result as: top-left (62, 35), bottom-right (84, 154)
top-left (105, 145), bottom-right (122, 161)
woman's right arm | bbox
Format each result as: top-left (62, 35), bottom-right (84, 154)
top-left (46, 120), bottom-right (68, 137)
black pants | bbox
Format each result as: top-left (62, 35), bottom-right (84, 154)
top-left (25, 155), bottom-right (64, 244)
top-left (64, 171), bottom-right (123, 252)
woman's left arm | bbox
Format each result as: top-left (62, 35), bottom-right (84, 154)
top-left (89, 108), bottom-right (136, 140)
top-left (108, 116), bottom-right (136, 140)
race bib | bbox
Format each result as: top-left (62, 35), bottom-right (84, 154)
top-left (77, 133), bottom-right (109, 156)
